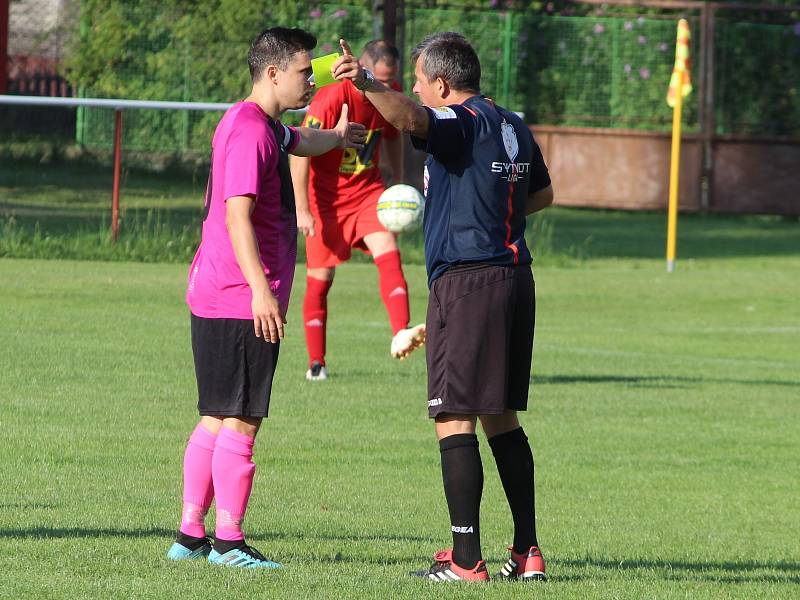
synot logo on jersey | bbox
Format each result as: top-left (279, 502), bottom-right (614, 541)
top-left (491, 161), bottom-right (531, 183)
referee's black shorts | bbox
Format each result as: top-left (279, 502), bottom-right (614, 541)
top-left (425, 264), bottom-right (535, 419)
top-left (190, 314), bottom-right (279, 418)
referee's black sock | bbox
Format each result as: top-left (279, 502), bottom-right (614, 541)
top-left (439, 433), bottom-right (483, 569)
top-left (488, 427), bottom-right (539, 554)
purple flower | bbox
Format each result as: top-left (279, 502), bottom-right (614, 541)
top-left (624, 21), bottom-right (633, 31)
top-left (638, 35), bottom-right (647, 45)
top-left (333, 8), bottom-right (347, 18)
top-left (658, 42), bottom-right (668, 52)
top-left (594, 23), bottom-right (605, 34)
top-left (309, 8), bottom-right (321, 18)
top-left (490, 0), bottom-right (499, 7)
top-left (639, 67), bottom-right (650, 79)
top-left (624, 63), bottom-right (632, 74)
top-left (546, 2), bottom-right (554, 12)
top-left (321, 43), bottom-right (333, 52)
top-left (794, 22), bottom-right (800, 36)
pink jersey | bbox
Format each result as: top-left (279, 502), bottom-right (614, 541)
top-left (186, 102), bottom-right (299, 319)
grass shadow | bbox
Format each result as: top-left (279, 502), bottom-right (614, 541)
top-left (0, 526), bottom-right (433, 546)
top-left (556, 556), bottom-right (800, 584)
top-left (534, 374), bottom-right (800, 388)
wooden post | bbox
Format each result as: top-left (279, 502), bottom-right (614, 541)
top-left (111, 109), bottom-right (123, 242)
top-left (383, 0), bottom-right (397, 46)
top-left (702, 6), bottom-right (716, 211)
top-left (0, 0), bottom-right (9, 94)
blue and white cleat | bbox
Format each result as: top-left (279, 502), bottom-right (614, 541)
top-left (208, 544), bottom-right (282, 569)
top-left (166, 538), bottom-right (212, 561)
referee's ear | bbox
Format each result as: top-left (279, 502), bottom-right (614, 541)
top-left (435, 77), bottom-right (449, 102)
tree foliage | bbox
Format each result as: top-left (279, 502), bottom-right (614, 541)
top-left (66, 0), bottom-right (800, 154)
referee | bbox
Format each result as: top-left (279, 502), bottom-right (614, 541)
top-left (334, 33), bottom-right (554, 582)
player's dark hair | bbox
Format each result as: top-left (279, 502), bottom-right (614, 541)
top-left (361, 40), bottom-right (400, 67)
top-left (248, 27), bottom-right (317, 81)
top-left (411, 32), bottom-right (480, 93)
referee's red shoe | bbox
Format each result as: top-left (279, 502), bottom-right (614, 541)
top-left (410, 549), bottom-right (490, 582)
top-left (496, 545), bottom-right (546, 581)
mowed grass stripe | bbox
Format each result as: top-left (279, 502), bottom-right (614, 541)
top-left (0, 258), bottom-right (798, 599)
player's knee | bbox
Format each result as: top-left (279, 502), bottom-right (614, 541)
top-left (221, 416), bottom-right (262, 437)
top-left (307, 267), bottom-right (335, 282)
top-left (366, 232), bottom-right (398, 258)
top-left (480, 410), bottom-right (520, 438)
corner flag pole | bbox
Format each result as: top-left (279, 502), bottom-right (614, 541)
top-left (666, 19), bottom-right (692, 273)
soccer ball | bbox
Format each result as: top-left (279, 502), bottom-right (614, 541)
top-left (376, 184), bottom-right (425, 233)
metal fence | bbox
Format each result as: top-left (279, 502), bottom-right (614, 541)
top-left (2, 0), bottom-right (799, 149)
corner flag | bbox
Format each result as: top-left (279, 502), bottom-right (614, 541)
top-left (667, 19), bottom-right (692, 108)
top-left (666, 18), bottom-right (692, 273)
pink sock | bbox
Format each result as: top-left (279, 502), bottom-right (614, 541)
top-left (212, 427), bottom-right (256, 542)
top-left (179, 424), bottom-right (217, 538)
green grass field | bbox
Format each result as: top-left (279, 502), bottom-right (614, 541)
top-left (1, 243), bottom-right (798, 597)
top-left (3, 158), bottom-right (799, 266)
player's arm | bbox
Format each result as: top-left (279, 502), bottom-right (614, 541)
top-left (226, 195), bottom-right (285, 342)
top-left (526, 184), bottom-right (554, 215)
top-left (292, 103), bottom-right (366, 157)
top-left (383, 135), bottom-right (404, 185)
top-left (525, 137), bottom-right (553, 215)
top-left (333, 40), bottom-right (430, 139)
top-left (290, 155), bottom-right (315, 237)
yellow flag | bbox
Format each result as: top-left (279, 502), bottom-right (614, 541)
top-left (667, 19), bottom-right (692, 108)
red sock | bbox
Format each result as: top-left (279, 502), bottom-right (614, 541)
top-left (303, 276), bottom-right (333, 366)
top-left (375, 250), bottom-right (410, 335)
top-left (179, 424), bottom-right (217, 538)
top-left (212, 427), bottom-right (256, 542)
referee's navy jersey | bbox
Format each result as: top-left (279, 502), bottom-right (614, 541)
top-left (410, 95), bottom-right (551, 287)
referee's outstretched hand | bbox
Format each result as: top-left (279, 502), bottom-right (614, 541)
top-left (333, 38), bottom-right (364, 87)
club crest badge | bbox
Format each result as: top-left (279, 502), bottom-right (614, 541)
top-left (501, 121), bottom-right (519, 162)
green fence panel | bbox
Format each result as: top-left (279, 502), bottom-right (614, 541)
top-left (70, 2), bottom-right (800, 153)
top-left (77, 2), bottom-right (374, 153)
top-left (714, 20), bottom-right (800, 136)
top-left (404, 6), bottom-right (509, 107)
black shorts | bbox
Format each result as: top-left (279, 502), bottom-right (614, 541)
top-left (190, 314), bottom-right (280, 418)
top-left (425, 264), bottom-right (535, 418)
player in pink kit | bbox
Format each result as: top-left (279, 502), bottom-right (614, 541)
top-left (166, 27), bottom-right (366, 568)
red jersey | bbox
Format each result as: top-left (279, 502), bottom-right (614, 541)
top-left (303, 79), bottom-right (401, 211)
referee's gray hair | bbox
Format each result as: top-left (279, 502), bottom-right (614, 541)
top-left (410, 32), bottom-right (481, 93)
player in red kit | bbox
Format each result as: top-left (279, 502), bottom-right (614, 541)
top-left (291, 40), bottom-right (425, 381)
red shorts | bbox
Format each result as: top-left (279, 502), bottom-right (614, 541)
top-left (306, 187), bottom-right (389, 268)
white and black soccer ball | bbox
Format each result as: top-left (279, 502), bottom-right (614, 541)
top-left (376, 184), bottom-right (425, 234)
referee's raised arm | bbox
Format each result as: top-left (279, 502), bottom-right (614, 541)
top-left (333, 39), bottom-right (430, 139)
